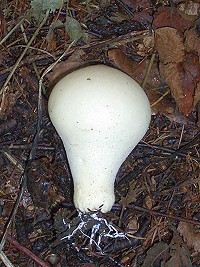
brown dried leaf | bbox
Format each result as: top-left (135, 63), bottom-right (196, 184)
top-left (194, 82), bottom-right (200, 107)
top-left (137, 35), bottom-right (155, 56)
top-left (153, 8), bottom-right (193, 33)
top-left (119, 180), bottom-right (138, 208)
top-left (108, 48), bottom-right (161, 88)
top-left (178, 1), bottom-right (200, 16)
top-left (177, 221), bottom-right (200, 252)
top-left (165, 232), bottom-right (193, 267)
top-left (155, 27), bottom-right (185, 64)
top-left (185, 28), bottom-right (200, 56)
top-left (108, 48), bottom-right (184, 120)
top-left (141, 242), bottom-right (169, 267)
top-left (46, 49), bottom-right (86, 84)
top-left (159, 52), bottom-right (199, 115)
top-left (143, 195), bottom-right (153, 209)
top-left (160, 62), bottom-right (193, 115)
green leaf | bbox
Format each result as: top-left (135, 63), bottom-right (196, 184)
top-left (65, 16), bottom-right (83, 41)
top-left (30, 0), bottom-right (66, 21)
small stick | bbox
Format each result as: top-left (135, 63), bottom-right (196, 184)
top-left (141, 53), bottom-right (156, 89)
top-left (0, 230), bottom-right (51, 267)
top-left (129, 204), bottom-right (200, 226)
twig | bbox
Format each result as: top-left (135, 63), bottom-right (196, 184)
top-left (0, 10), bottom-right (50, 252)
top-left (150, 89), bottom-right (170, 108)
top-left (0, 230), bottom-right (51, 267)
top-left (129, 204), bottom-right (200, 226)
top-left (0, 251), bottom-right (15, 267)
top-left (0, 11), bottom-right (49, 96)
top-left (0, 38), bottom-right (76, 250)
top-left (0, 18), bottom-right (25, 46)
top-left (139, 142), bottom-right (198, 160)
top-left (141, 53), bottom-right (156, 89)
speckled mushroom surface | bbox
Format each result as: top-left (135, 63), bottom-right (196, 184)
top-left (48, 65), bottom-right (151, 213)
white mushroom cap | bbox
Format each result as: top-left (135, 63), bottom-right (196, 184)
top-left (48, 65), bottom-right (151, 213)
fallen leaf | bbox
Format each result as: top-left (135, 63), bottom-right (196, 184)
top-left (46, 49), bottom-right (86, 84)
top-left (159, 62), bottom-right (194, 115)
top-left (46, 20), bottom-right (63, 51)
top-left (184, 28), bottom-right (200, 56)
top-left (137, 35), bottom-right (155, 56)
top-left (65, 16), bottom-right (86, 41)
top-left (178, 1), bottom-right (200, 16)
top-left (155, 27), bottom-right (185, 64)
top-left (153, 8), bottom-right (193, 33)
top-left (141, 242), bottom-right (169, 267)
top-left (165, 231), bottom-right (193, 267)
top-left (177, 221), bottom-right (200, 252)
top-left (108, 48), bottom-right (161, 88)
top-left (107, 48), bottom-right (196, 123)
top-left (194, 82), bottom-right (200, 107)
top-left (155, 27), bottom-right (199, 115)
top-left (119, 180), bottom-right (138, 209)
top-left (30, 0), bottom-right (64, 22)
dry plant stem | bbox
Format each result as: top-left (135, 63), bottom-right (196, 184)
top-left (150, 89), bottom-right (170, 107)
top-left (20, 24), bottom-right (46, 93)
top-left (35, 39), bottom-right (77, 157)
top-left (0, 10), bottom-right (50, 252)
top-left (0, 230), bottom-right (51, 267)
top-left (0, 18), bottom-right (24, 46)
top-left (0, 251), bottom-right (15, 267)
top-left (115, 0), bottom-right (134, 16)
top-left (141, 53), bottom-right (156, 89)
top-left (0, 11), bottom-right (49, 97)
top-left (0, 30), bottom-right (149, 79)
top-left (0, 30), bottom-right (75, 267)
top-left (85, 30), bottom-right (150, 51)
top-left (130, 205), bottom-right (200, 226)
top-left (1, 148), bottom-right (24, 171)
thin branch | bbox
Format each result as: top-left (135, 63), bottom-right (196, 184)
top-left (0, 11), bottom-right (49, 96)
top-left (0, 10), bottom-right (50, 252)
top-left (0, 251), bottom-right (15, 267)
top-left (129, 204), bottom-right (200, 226)
top-left (0, 230), bottom-right (51, 267)
top-left (0, 18), bottom-right (25, 46)
top-left (141, 53), bottom-right (156, 89)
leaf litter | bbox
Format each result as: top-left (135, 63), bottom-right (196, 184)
top-left (0, 0), bottom-right (199, 266)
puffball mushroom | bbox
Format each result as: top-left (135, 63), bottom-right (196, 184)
top-left (48, 65), bottom-right (151, 213)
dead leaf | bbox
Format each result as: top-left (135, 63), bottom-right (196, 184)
top-left (108, 48), bottom-right (161, 88)
top-left (155, 27), bottom-right (185, 64)
top-left (194, 82), bottom-right (200, 107)
top-left (159, 52), bottom-right (199, 115)
top-left (137, 35), bottom-right (155, 56)
top-left (155, 27), bottom-right (199, 115)
top-left (153, 8), bottom-right (193, 33)
top-left (126, 217), bottom-right (139, 234)
top-left (143, 195), bottom-right (153, 209)
top-left (119, 180), bottom-right (138, 209)
top-left (107, 48), bottom-right (196, 123)
top-left (165, 231), bottom-right (193, 267)
top-left (46, 20), bottom-right (63, 51)
top-left (46, 49), bottom-right (86, 84)
top-left (141, 242), bottom-right (169, 267)
top-left (160, 62), bottom-right (194, 115)
top-left (177, 221), bottom-right (200, 252)
top-left (178, 2), bottom-right (200, 16)
top-left (184, 28), bottom-right (200, 56)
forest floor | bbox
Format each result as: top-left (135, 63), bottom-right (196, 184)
top-left (0, 0), bottom-right (199, 266)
